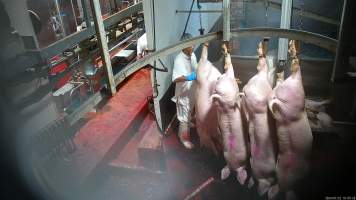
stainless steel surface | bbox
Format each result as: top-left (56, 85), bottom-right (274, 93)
top-left (54, 0), bottom-right (67, 36)
top-left (66, 91), bottom-right (103, 125)
top-left (80, 0), bottom-right (92, 27)
top-left (277, 0), bottom-right (293, 65)
top-left (90, 0), bottom-right (116, 95)
top-left (223, 0), bottom-right (230, 41)
top-left (84, 60), bottom-right (98, 76)
top-left (231, 27), bottom-right (337, 52)
top-left (40, 2), bottom-right (142, 59)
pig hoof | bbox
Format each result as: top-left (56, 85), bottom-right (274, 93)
top-left (236, 167), bottom-right (247, 185)
top-left (221, 166), bottom-right (230, 180)
top-left (182, 141), bottom-right (194, 149)
top-left (267, 184), bottom-right (280, 200)
top-left (247, 177), bottom-right (254, 189)
top-left (257, 179), bottom-right (271, 196)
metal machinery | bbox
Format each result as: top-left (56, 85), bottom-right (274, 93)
top-left (0, 0), bottom-right (144, 165)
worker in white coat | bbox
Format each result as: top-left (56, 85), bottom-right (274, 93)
top-left (171, 33), bottom-right (197, 149)
top-left (137, 32), bottom-right (147, 59)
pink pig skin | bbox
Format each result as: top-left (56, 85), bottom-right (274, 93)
top-left (195, 43), bottom-right (223, 155)
top-left (242, 56), bottom-right (278, 196)
top-left (211, 51), bottom-right (249, 185)
top-left (268, 57), bottom-right (313, 199)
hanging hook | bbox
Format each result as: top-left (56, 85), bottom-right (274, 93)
top-left (197, 0), bottom-right (205, 35)
top-left (264, 0), bottom-right (270, 27)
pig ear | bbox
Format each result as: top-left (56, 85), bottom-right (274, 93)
top-left (268, 99), bottom-right (279, 119)
top-left (235, 92), bottom-right (245, 109)
top-left (211, 94), bottom-right (223, 104)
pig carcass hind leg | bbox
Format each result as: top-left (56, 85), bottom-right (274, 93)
top-left (236, 166), bottom-right (248, 185)
top-left (268, 184), bottom-right (280, 200)
top-left (221, 165), bottom-right (231, 180)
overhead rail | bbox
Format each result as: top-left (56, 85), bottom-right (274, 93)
top-left (114, 32), bottom-right (222, 85)
top-left (249, 0), bottom-right (340, 26)
top-left (114, 27), bottom-right (337, 87)
top-left (231, 28), bottom-right (337, 53)
top-left (230, 55), bottom-right (334, 63)
top-left (39, 2), bottom-right (143, 60)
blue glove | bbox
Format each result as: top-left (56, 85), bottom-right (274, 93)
top-left (185, 71), bottom-right (197, 81)
top-left (186, 71), bottom-right (197, 81)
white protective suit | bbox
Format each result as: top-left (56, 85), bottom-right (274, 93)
top-left (137, 33), bottom-right (147, 57)
top-left (171, 51), bottom-right (198, 123)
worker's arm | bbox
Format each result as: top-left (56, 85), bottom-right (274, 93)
top-left (173, 71), bottom-right (196, 83)
top-left (137, 53), bottom-right (143, 59)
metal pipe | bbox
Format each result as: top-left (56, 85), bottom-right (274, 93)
top-left (70, 0), bottom-right (79, 27)
top-left (66, 91), bottom-right (103, 125)
top-left (331, 0), bottom-right (349, 82)
top-left (109, 28), bottom-right (141, 51)
top-left (89, 0), bottom-right (116, 95)
top-left (182, 0), bottom-right (196, 38)
top-left (164, 113), bottom-right (177, 135)
top-left (80, 0), bottom-right (91, 27)
top-left (54, 0), bottom-right (67, 36)
top-left (277, 0), bottom-right (293, 67)
top-left (176, 9), bottom-right (222, 13)
top-left (222, 0), bottom-right (230, 41)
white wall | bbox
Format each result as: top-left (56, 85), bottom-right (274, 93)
top-left (143, 0), bottom-right (221, 130)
